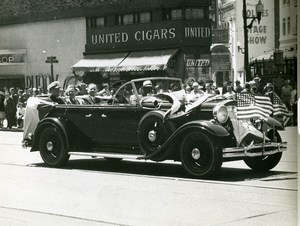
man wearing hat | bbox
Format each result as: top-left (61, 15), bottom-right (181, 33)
top-left (142, 80), bottom-right (154, 96)
top-left (189, 82), bottom-right (204, 102)
top-left (253, 76), bottom-right (264, 94)
top-left (235, 80), bottom-right (243, 93)
top-left (48, 81), bottom-right (65, 104)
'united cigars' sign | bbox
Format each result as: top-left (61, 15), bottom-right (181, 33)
top-left (86, 20), bottom-right (211, 52)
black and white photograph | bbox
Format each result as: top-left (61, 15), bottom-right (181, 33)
top-left (0, 0), bottom-right (298, 225)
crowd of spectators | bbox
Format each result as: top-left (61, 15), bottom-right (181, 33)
top-left (184, 76), bottom-right (297, 125)
top-left (0, 76), bottom-right (297, 129)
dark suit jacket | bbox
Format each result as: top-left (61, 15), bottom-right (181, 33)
top-left (83, 95), bottom-right (101, 105)
top-left (50, 95), bottom-right (65, 104)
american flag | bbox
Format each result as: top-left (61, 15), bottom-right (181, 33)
top-left (236, 93), bottom-right (273, 120)
top-left (270, 93), bottom-right (291, 117)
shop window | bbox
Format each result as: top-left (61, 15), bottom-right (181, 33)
top-left (87, 17), bottom-right (106, 28)
top-left (186, 8), bottom-right (204, 19)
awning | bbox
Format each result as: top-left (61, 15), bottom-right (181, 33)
top-left (116, 49), bottom-right (178, 72)
top-left (71, 52), bottom-right (129, 72)
top-left (250, 53), bottom-right (273, 63)
top-left (250, 50), bottom-right (297, 63)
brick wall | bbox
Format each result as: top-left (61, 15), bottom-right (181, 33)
top-left (0, 0), bottom-right (209, 25)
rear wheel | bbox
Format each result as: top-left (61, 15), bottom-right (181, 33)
top-left (39, 126), bottom-right (70, 166)
top-left (180, 131), bottom-right (222, 178)
top-left (244, 130), bottom-right (282, 172)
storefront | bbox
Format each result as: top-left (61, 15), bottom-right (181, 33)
top-left (72, 19), bottom-right (212, 87)
top-left (0, 49), bottom-right (26, 90)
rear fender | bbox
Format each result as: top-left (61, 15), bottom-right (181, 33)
top-left (31, 117), bottom-right (69, 152)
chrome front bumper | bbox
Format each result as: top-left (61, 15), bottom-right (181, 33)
top-left (223, 142), bottom-right (287, 158)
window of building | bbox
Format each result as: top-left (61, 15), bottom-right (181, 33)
top-left (96, 17), bottom-right (105, 27)
top-left (282, 18), bottom-right (286, 35)
top-left (139, 12), bottom-right (151, 23)
top-left (186, 8), bottom-right (205, 19)
top-left (171, 9), bottom-right (183, 20)
top-left (287, 17), bottom-right (291, 34)
top-left (87, 17), bottom-right (106, 28)
top-left (115, 12), bottom-right (152, 25)
top-left (123, 14), bottom-right (134, 25)
top-left (163, 8), bottom-right (206, 20)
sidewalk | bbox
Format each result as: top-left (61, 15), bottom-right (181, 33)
top-left (0, 127), bottom-right (23, 132)
top-left (0, 119), bottom-right (23, 132)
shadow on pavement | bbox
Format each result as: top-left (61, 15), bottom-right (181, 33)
top-left (31, 158), bottom-right (297, 182)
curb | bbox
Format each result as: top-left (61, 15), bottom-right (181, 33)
top-left (0, 128), bottom-right (23, 132)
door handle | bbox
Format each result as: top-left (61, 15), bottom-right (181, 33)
top-left (85, 114), bottom-right (92, 118)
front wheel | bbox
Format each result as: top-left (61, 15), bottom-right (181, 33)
top-left (39, 126), bottom-right (70, 166)
top-left (180, 131), bottom-right (222, 178)
top-left (244, 130), bottom-right (283, 172)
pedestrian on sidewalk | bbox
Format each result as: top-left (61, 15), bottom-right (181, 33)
top-left (4, 88), bottom-right (17, 129)
top-left (0, 91), bottom-right (5, 128)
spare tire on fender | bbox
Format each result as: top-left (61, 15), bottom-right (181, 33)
top-left (137, 111), bottom-right (175, 160)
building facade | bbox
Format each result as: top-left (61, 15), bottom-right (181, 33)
top-left (219, 0), bottom-right (297, 86)
top-left (0, 0), bottom-right (213, 91)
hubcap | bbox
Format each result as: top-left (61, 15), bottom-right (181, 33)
top-left (46, 141), bottom-right (54, 151)
top-left (191, 148), bottom-right (201, 160)
top-left (148, 130), bottom-right (157, 142)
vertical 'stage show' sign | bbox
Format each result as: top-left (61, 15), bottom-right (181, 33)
top-left (246, 0), bottom-right (274, 59)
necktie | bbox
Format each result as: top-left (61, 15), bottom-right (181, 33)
top-left (91, 96), bottom-right (95, 104)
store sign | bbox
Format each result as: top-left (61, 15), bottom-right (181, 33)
top-left (0, 49), bottom-right (26, 65)
top-left (186, 59), bottom-right (210, 67)
top-left (86, 20), bottom-right (211, 52)
top-left (246, 0), bottom-right (274, 59)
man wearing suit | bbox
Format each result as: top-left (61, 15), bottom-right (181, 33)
top-left (83, 83), bottom-right (101, 104)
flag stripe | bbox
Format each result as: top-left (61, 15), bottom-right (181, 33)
top-left (236, 93), bottom-right (272, 120)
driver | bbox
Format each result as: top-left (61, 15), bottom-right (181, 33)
top-left (142, 80), bottom-right (154, 96)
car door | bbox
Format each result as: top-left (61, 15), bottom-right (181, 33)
top-left (92, 105), bottom-right (146, 147)
top-left (62, 105), bottom-right (97, 143)
top-left (91, 82), bottom-right (146, 149)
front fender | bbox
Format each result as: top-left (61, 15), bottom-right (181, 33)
top-left (31, 117), bottom-right (69, 152)
top-left (176, 120), bottom-right (230, 137)
top-left (142, 120), bottom-right (229, 160)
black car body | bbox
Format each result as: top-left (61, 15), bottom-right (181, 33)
top-left (23, 77), bottom-right (287, 178)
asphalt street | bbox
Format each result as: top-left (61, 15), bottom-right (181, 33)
top-left (0, 127), bottom-right (298, 226)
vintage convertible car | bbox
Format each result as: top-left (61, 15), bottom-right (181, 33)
top-left (22, 77), bottom-right (287, 178)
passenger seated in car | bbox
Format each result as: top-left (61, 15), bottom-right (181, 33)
top-left (82, 83), bottom-right (101, 104)
top-left (65, 85), bottom-right (80, 104)
top-left (47, 81), bottom-right (65, 104)
top-left (142, 80), bottom-right (154, 96)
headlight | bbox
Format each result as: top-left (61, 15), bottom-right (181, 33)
top-left (213, 105), bottom-right (228, 124)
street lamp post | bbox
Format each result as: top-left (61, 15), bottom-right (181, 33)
top-left (243, 0), bottom-right (264, 82)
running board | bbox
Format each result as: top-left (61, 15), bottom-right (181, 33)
top-left (68, 151), bottom-right (145, 160)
